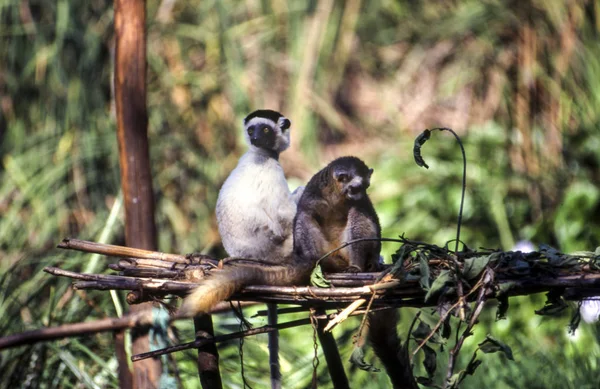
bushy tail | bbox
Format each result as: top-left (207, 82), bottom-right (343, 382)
top-left (179, 260), bottom-right (312, 318)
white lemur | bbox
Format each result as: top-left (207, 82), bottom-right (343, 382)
top-left (213, 109), bottom-right (299, 262)
top-left (181, 109), bottom-right (299, 389)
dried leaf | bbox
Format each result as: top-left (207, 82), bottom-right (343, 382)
top-left (569, 307), bottom-right (581, 335)
top-left (535, 291), bottom-right (567, 316)
top-left (413, 129), bottom-right (432, 169)
top-left (416, 376), bottom-right (440, 388)
top-left (465, 356), bottom-right (482, 375)
top-left (412, 321), bottom-right (432, 340)
top-left (422, 344), bottom-right (437, 378)
top-left (349, 346), bottom-right (380, 372)
top-left (496, 294), bottom-right (509, 320)
top-left (478, 335), bottom-right (514, 360)
top-left (540, 243), bottom-right (562, 265)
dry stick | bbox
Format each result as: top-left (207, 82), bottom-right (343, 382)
top-left (444, 269), bottom-right (494, 388)
top-left (323, 299), bottom-right (366, 332)
top-left (45, 265), bottom-right (600, 302)
top-left (0, 300), bottom-right (261, 351)
top-left (323, 280), bottom-right (400, 332)
top-left (133, 318), bottom-right (311, 362)
top-left (44, 267), bottom-right (196, 293)
top-left (58, 238), bottom-right (190, 263)
top-left (133, 307), bottom-right (385, 363)
top-left (0, 312), bottom-right (153, 350)
top-left (411, 277), bottom-right (484, 359)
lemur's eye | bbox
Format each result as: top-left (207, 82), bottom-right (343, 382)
top-left (336, 173), bottom-right (349, 183)
top-left (263, 127), bottom-right (270, 134)
top-left (248, 128), bottom-right (254, 136)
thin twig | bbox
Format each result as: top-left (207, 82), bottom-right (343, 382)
top-left (324, 299), bottom-right (366, 332)
top-left (0, 312), bottom-right (152, 350)
top-left (133, 318), bottom-right (310, 362)
top-left (411, 278), bottom-right (484, 359)
top-left (443, 269), bottom-right (495, 388)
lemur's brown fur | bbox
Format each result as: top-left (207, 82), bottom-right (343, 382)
top-left (294, 156), bottom-right (416, 389)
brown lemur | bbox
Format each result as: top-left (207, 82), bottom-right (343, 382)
top-left (293, 156), bottom-right (413, 389)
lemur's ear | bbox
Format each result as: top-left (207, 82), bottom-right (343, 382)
top-left (279, 117), bottom-right (291, 131)
top-left (368, 168), bottom-right (374, 178)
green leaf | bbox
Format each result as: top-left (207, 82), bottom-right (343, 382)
top-left (310, 264), bottom-right (331, 288)
top-left (419, 252), bottom-right (431, 289)
top-left (462, 255), bottom-right (491, 280)
top-left (478, 335), bottom-right (514, 360)
top-left (448, 372), bottom-right (463, 389)
top-left (497, 281), bottom-right (516, 294)
top-left (349, 346), bottom-right (380, 372)
top-left (425, 270), bottom-right (454, 302)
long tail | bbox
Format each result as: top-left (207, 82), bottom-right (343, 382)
top-left (368, 310), bottom-right (419, 389)
top-left (179, 260), bottom-right (312, 318)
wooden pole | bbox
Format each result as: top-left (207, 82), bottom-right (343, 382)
top-left (114, 0), bottom-right (161, 387)
top-left (315, 309), bottom-right (350, 389)
top-left (194, 316), bottom-right (223, 389)
top-left (267, 303), bottom-right (282, 389)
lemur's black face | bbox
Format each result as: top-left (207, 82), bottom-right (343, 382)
top-left (247, 124), bottom-right (277, 150)
top-left (331, 157), bottom-right (373, 201)
top-left (243, 109), bottom-right (291, 154)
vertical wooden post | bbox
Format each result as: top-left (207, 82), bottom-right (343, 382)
top-left (267, 304), bottom-right (282, 389)
top-left (114, 0), bottom-right (162, 388)
top-left (194, 316), bottom-right (223, 388)
top-left (316, 310), bottom-right (350, 389)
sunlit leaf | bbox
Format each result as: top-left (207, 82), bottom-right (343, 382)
top-left (310, 264), bottom-right (331, 288)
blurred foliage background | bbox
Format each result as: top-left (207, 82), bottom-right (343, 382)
top-left (1, 0), bottom-right (600, 388)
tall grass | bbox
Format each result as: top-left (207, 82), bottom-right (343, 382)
top-left (1, 0), bottom-right (599, 387)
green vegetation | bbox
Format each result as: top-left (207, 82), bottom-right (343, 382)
top-left (1, 0), bottom-right (599, 388)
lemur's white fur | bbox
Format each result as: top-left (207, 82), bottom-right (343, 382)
top-left (216, 112), bottom-right (297, 261)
